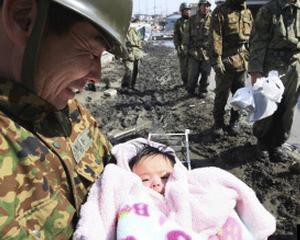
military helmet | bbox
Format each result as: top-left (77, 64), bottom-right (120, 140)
top-left (198, 0), bottom-right (212, 6)
top-left (179, 2), bottom-right (191, 12)
top-left (22, 0), bottom-right (132, 90)
top-left (52, 0), bottom-right (132, 52)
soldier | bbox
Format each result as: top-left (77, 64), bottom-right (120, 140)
top-left (121, 22), bottom-right (144, 90)
top-left (249, 0), bottom-right (300, 162)
top-left (0, 0), bottom-right (131, 238)
top-left (173, 2), bottom-right (191, 87)
top-left (209, 0), bottom-right (253, 136)
top-left (184, 0), bottom-right (212, 98)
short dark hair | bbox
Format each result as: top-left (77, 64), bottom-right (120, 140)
top-left (129, 144), bottom-right (176, 170)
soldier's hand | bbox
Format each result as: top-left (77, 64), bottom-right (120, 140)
top-left (214, 62), bottom-right (226, 75)
top-left (250, 72), bottom-right (263, 85)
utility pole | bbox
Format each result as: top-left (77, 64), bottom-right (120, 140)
top-left (153, 0), bottom-right (156, 15)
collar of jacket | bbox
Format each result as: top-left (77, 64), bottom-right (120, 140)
top-left (0, 78), bottom-right (58, 125)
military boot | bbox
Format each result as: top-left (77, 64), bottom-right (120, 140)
top-left (212, 120), bottom-right (225, 137)
top-left (269, 146), bottom-right (289, 162)
top-left (256, 141), bottom-right (270, 162)
top-left (228, 109), bottom-right (240, 136)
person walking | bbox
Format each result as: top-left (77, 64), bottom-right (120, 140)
top-left (0, 0), bottom-right (132, 238)
top-left (249, 0), bottom-right (300, 162)
top-left (174, 2), bottom-right (191, 87)
top-left (121, 22), bottom-right (144, 90)
top-left (184, 0), bottom-right (212, 98)
top-left (209, 0), bottom-right (253, 136)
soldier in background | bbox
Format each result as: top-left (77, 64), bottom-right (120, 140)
top-left (184, 0), bottom-right (212, 98)
top-left (173, 2), bottom-right (191, 87)
top-left (209, 0), bottom-right (253, 136)
top-left (249, 0), bottom-right (300, 162)
top-left (121, 22), bottom-right (144, 90)
top-left (0, 0), bottom-right (131, 238)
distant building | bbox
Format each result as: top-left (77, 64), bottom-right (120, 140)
top-left (165, 13), bottom-right (181, 32)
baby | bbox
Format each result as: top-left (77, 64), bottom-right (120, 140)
top-left (74, 138), bottom-right (276, 240)
top-left (129, 144), bottom-right (175, 195)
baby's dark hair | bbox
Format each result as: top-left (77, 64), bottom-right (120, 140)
top-left (129, 143), bottom-right (176, 170)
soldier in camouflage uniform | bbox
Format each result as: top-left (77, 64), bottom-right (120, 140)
top-left (121, 25), bottom-right (144, 90)
top-left (249, 0), bottom-right (300, 162)
top-left (209, 0), bottom-right (253, 136)
top-left (0, 0), bottom-right (131, 238)
top-left (183, 0), bottom-right (212, 98)
top-left (173, 2), bottom-right (191, 87)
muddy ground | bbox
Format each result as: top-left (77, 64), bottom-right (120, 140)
top-left (76, 42), bottom-right (300, 239)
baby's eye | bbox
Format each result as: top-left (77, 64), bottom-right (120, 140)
top-left (142, 178), bottom-right (150, 182)
top-left (161, 174), bottom-right (170, 180)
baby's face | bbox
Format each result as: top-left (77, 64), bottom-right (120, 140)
top-left (132, 154), bottom-right (174, 194)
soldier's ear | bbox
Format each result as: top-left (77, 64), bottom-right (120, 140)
top-left (2, 0), bottom-right (37, 47)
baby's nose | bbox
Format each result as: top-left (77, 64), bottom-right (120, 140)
top-left (151, 177), bottom-right (162, 189)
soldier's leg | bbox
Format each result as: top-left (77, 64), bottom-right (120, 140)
top-left (131, 60), bottom-right (139, 89)
top-left (179, 56), bottom-right (189, 86)
top-left (198, 60), bottom-right (211, 96)
top-left (213, 71), bottom-right (232, 135)
top-left (121, 60), bottom-right (134, 88)
top-left (187, 57), bottom-right (200, 95)
top-left (272, 61), bottom-right (300, 147)
top-left (228, 71), bottom-right (246, 135)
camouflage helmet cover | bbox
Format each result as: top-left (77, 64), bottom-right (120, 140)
top-left (198, 0), bottom-right (212, 6)
top-left (52, 0), bottom-right (133, 54)
top-left (179, 2), bottom-right (191, 12)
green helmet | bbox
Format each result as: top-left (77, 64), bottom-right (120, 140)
top-left (179, 2), bottom-right (191, 12)
top-left (22, 0), bottom-right (132, 90)
top-left (52, 0), bottom-right (132, 53)
top-left (198, 0), bottom-right (211, 6)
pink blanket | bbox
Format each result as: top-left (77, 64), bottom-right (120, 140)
top-left (74, 138), bottom-right (276, 240)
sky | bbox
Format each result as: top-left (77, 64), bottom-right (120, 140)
top-left (132, 0), bottom-right (216, 16)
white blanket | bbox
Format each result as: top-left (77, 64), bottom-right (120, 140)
top-left (74, 138), bottom-right (276, 240)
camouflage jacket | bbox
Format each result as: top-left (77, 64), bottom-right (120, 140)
top-left (0, 79), bottom-right (112, 239)
top-left (249, 0), bottom-right (300, 74)
top-left (210, 0), bottom-right (253, 70)
top-left (173, 17), bottom-right (189, 56)
top-left (126, 27), bottom-right (144, 61)
top-left (183, 12), bottom-right (212, 61)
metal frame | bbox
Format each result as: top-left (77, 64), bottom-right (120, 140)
top-left (148, 129), bottom-right (191, 170)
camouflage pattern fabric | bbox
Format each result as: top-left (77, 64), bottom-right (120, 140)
top-left (209, 0), bottom-right (253, 70)
top-left (125, 27), bottom-right (144, 62)
top-left (184, 12), bottom-right (212, 94)
top-left (122, 26), bottom-right (144, 89)
top-left (249, 0), bottom-right (300, 148)
top-left (209, 0), bottom-right (253, 126)
top-left (0, 79), bottom-right (112, 239)
top-left (184, 12), bottom-right (211, 61)
top-left (173, 17), bottom-right (189, 85)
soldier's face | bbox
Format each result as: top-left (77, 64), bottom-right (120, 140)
top-left (35, 21), bottom-right (107, 110)
top-left (199, 4), bottom-right (210, 14)
top-left (182, 9), bottom-right (191, 18)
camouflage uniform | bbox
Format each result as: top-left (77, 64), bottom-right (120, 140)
top-left (0, 79), bottom-right (112, 239)
top-left (174, 16), bottom-right (189, 86)
top-left (184, 12), bottom-right (212, 95)
top-left (210, 0), bottom-right (253, 129)
top-left (249, 0), bottom-right (300, 149)
top-left (121, 27), bottom-right (144, 89)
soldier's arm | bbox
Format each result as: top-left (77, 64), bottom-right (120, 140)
top-left (173, 20), bottom-right (180, 48)
top-left (249, 6), bottom-right (272, 76)
top-left (209, 9), bottom-right (224, 66)
top-left (182, 19), bottom-right (190, 53)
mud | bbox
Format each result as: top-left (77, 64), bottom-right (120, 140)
top-left (76, 42), bottom-right (300, 239)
